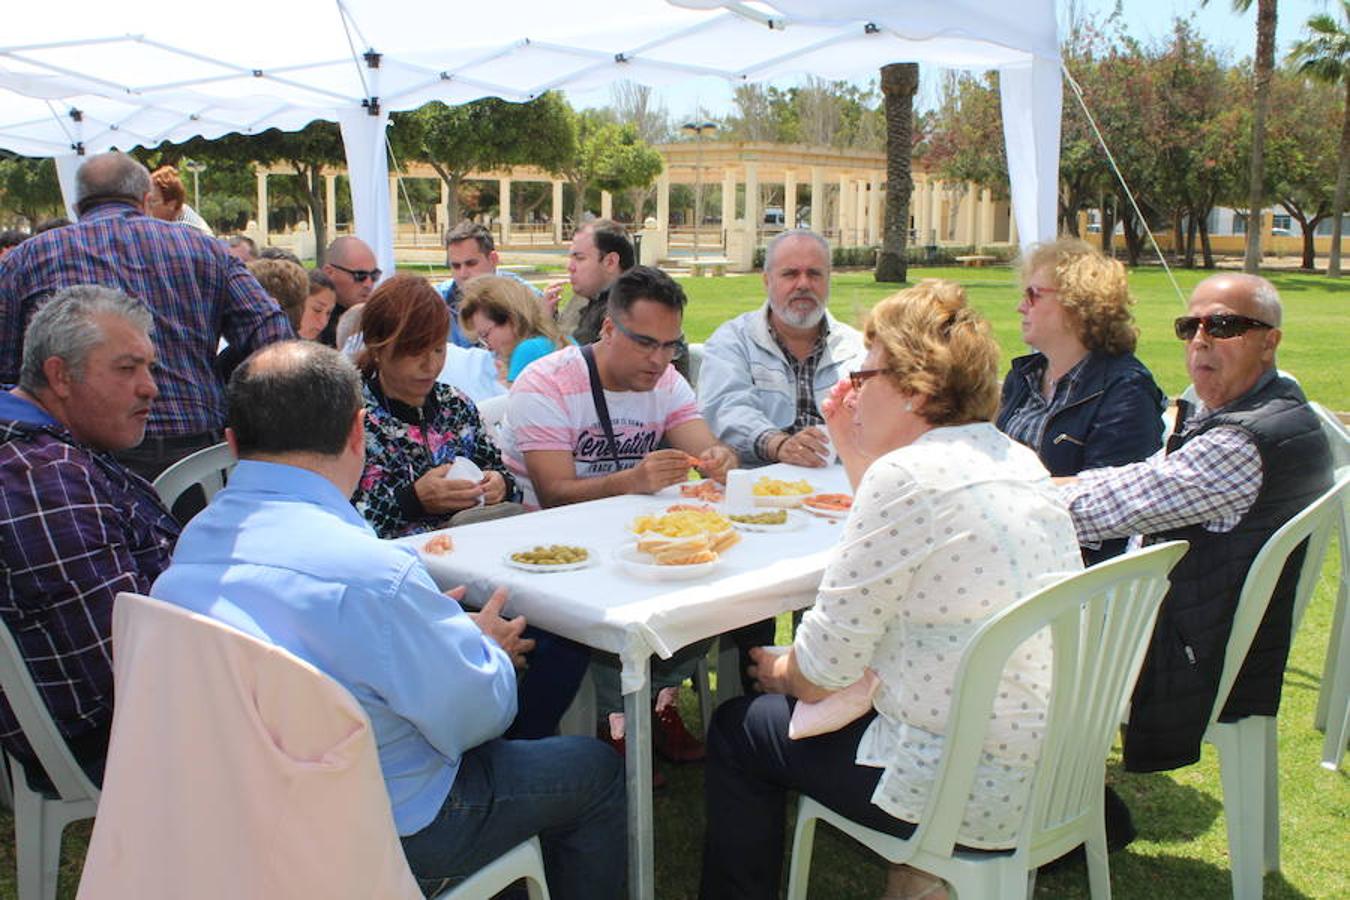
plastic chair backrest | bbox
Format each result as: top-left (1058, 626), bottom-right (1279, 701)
top-left (905, 541), bottom-right (1189, 859)
top-left (151, 442), bottom-right (236, 511)
top-left (688, 342), bottom-right (704, 389)
top-left (476, 394), bottom-right (509, 443)
top-left (1311, 401), bottom-right (1350, 469)
top-left (1209, 471), bottom-right (1350, 730)
top-left (0, 614), bottom-right (100, 803)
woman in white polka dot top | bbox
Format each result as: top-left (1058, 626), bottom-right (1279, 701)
top-left (700, 280), bottom-right (1084, 900)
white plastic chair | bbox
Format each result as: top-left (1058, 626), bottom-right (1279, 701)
top-left (150, 441), bottom-right (236, 511)
top-left (1308, 406), bottom-right (1350, 769)
top-left (687, 342), bottom-right (704, 388)
top-left (475, 394), bottom-right (510, 444)
top-left (1203, 471), bottom-right (1349, 900)
top-left (0, 615), bottom-right (100, 900)
top-left (786, 541), bottom-right (1189, 900)
top-left (77, 593), bottom-right (548, 900)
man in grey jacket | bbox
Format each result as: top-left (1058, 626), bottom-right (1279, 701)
top-left (697, 229), bottom-right (865, 467)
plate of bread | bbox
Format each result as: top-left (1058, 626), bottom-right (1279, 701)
top-left (615, 529), bottom-right (740, 580)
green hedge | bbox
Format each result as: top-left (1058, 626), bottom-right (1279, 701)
top-left (751, 243), bottom-right (1017, 270)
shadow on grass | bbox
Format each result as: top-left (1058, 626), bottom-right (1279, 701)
top-left (1107, 764), bottom-right (1222, 845)
top-left (1266, 275), bottom-right (1350, 295)
top-left (1044, 851), bottom-right (1314, 900)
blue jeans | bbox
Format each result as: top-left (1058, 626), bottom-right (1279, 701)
top-left (401, 735), bottom-right (626, 899)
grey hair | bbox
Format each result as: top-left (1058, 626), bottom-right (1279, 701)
top-left (1249, 277), bottom-right (1283, 328)
top-left (74, 152), bottom-right (152, 209)
top-left (764, 229), bottom-right (832, 272)
top-left (19, 285), bottom-right (154, 392)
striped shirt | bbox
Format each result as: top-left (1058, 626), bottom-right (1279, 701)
top-left (0, 203), bottom-right (294, 437)
top-left (0, 393), bottom-right (179, 761)
top-left (754, 315), bottom-right (827, 460)
top-left (1000, 354), bottom-right (1089, 452)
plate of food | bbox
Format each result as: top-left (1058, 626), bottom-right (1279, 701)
top-left (421, 533), bottom-right (455, 555)
top-left (802, 493), bottom-right (853, 518)
top-left (752, 476), bottom-right (814, 507)
top-left (503, 544), bottom-right (594, 573)
top-left (628, 505), bottom-right (735, 539)
top-left (679, 479), bottom-right (725, 503)
top-left (614, 529), bottom-right (739, 580)
top-left (726, 508), bottom-right (806, 532)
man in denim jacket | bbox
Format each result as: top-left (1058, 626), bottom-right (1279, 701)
top-left (697, 230), bottom-right (865, 467)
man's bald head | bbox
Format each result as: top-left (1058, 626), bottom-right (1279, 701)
top-left (227, 341), bottom-right (362, 459)
top-left (322, 237), bottom-right (379, 308)
top-left (74, 152), bottom-right (152, 215)
top-left (326, 236), bottom-right (376, 268)
top-left (1184, 273), bottom-right (1283, 409)
top-left (1191, 273), bottom-right (1283, 327)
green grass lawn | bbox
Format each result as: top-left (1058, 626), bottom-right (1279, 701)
top-left (0, 264), bottom-right (1344, 898)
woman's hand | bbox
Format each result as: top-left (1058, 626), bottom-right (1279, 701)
top-left (748, 646), bottom-right (792, 694)
top-left (822, 377), bottom-right (865, 468)
top-left (695, 443), bottom-right (738, 482)
top-left (480, 470), bottom-right (508, 505)
top-left (414, 465), bottom-right (487, 513)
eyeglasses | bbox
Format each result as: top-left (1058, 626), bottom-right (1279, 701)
top-left (848, 368), bottom-right (886, 391)
top-left (330, 263), bottom-right (383, 283)
top-left (1022, 285), bottom-right (1058, 305)
top-left (1174, 313), bottom-right (1274, 341)
top-left (611, 316), bottom-right (687, 360)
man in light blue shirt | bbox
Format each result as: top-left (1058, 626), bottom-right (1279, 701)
top-left (151, 341), bottom-right (624, 898)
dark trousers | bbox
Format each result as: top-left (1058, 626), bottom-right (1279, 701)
top-left (506, 628), bottom-right (592, 740)
top-left (114, 429), bottom-right (223, 523)
top-left (699, 694), bottom-right (917, 900)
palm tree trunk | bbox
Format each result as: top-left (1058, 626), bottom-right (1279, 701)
top-left (1244, 0), bottom-right (1278, 274)
top-left (875, 63), bottom-right (918, 283)
top-left (1330, 77), bottom-right (1350, 277)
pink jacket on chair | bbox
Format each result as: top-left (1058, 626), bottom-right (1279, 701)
top-left (77, 592), bottom-right (422, 899)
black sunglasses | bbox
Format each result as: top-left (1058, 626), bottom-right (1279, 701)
top-left (1174, 313), bottom-right (1274, 341)
top-left (330, 263), bottom-right (383, 283)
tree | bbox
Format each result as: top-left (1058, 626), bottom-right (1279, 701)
top-left (392, 93), bottom-right (576, 227)
top-left (608, 83), bottom-right (671, 221)
top-left (0, 154), bottom-right (64, 226)
top-left (1263, 68), bottom-right (1341, 268)
top-left (560, 109), bottom-right (664, 224)
top-left (875, 63), bottom-right (918, 282)
top-left (1205, 0), bottom-right (1278, 273)
top-left (1288, 1), bottom-right (1350, 275)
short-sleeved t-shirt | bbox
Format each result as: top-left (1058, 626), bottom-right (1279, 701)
top-left (500, 345), bottom-right (700, 507)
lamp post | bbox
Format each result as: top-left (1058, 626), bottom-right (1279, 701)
top-left (680, 120), bottom-right (717, 261)
top-left (183, 159), bottom-right (206, 209)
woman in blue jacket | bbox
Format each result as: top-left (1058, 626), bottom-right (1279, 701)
top-left (996, 238), bottom-right (1165, 565)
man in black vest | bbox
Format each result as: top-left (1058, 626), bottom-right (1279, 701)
top-left (1060, 273), bottom-right (1333, 775)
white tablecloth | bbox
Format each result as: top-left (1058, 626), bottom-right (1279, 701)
top-left (396, 463), bottom-right (852, 693)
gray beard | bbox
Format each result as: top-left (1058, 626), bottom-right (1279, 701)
top-left (777, 301), bottom-right (826, 330)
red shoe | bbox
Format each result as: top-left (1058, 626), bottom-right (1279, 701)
top-left (652, 703), bottom-right (705, 763)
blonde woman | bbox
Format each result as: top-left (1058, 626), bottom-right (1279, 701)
top-left (460, 275), bottom-right (570, 384)
top-left (700, 281), bottom-right (1082, 900)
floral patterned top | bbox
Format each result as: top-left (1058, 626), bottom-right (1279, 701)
top-left (353, 375), bottom-right (519, 539)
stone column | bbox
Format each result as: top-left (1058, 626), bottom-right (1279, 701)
top-left (255, 169), bottom-right (269, 246)
top-left (388, 174), bottom-right (399, 240)
top-left (600, 190), bottom-right (613, 221)
top-left (440, 179), bottom-right (451, 236)
top-left (855, 181), bottom-right (867, 247)
top-left (498, 177), bottom-right (512, 245)
top-left (783, 169), bottom-right (797, 229)
top-left (837, 175), bottom-right (851, 246)
top-left (551, 179), bottom-right (564, 244)
top-left (657, 171), bottom-right (671, 233)
top-left (868, 179), bottom-right (883, 245)
top-left (1008, 203), bottom-right (1019, 246)
top-left (963, 185), bottom-right (978, 246)
top-left (810, 166), bottom-right (825, 234)
top-left (744, 162), bottom-right (760, 244)
top-left (979, 188), bottom-right (995, 246)
top-left (325, 173), bottom-right (337, 238)
top-left (914, 176), bottom-right (928, 244)
top-left (721, 169), bottom-right (737, 250)
top-left (929, 179), bottom-right (942, 244)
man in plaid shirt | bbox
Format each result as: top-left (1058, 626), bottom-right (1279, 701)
top-left (0, 285), bottom-right (179, 787)
top-left (0, 151), bottom-right (292, 483)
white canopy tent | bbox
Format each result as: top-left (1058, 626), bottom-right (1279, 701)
top-left (0, 0), bottom-right (1060, 277)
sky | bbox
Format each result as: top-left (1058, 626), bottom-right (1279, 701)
top-left (569, 0), bottom-right (1341, 124)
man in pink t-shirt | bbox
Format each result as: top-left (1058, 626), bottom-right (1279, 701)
top-left (500, 265), bottom-right (738, 765)
top-left (502, 266), bottom-right (736, 509)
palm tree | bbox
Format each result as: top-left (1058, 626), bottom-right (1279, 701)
top-left (1204, 0), bottom-right (1277, 273)
top-left (1289, 2), bottom-right (1350, 277)
top-left (876, 63), bottom-right (919, 283)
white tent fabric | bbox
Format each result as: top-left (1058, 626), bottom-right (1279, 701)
top-left (0, 0), bottom-right (1060, 272)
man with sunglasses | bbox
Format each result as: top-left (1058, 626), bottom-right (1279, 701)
top-left (0, 152), bottom-right (293, 490)
top-left (318, 236), bottom-right (381, 347)
top-left (1059, 273), bottom-right (1332, 777)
